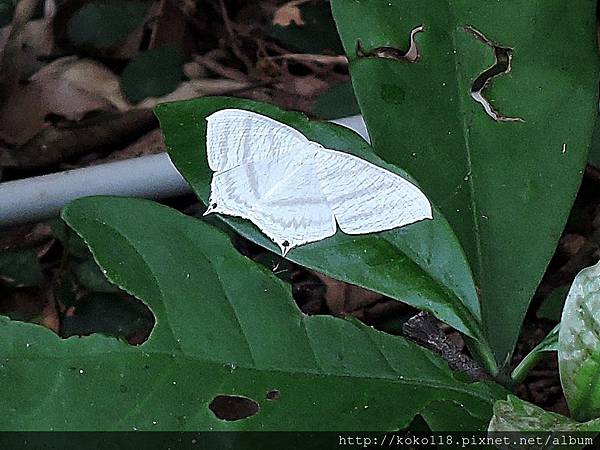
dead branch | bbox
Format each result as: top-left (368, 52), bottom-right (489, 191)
top-left (193, 54), bottom-right (249, 82)
top-left (267, 53), bottom-right (348, 66)
top-left (403, 311), bottom-right (490, 380)
top-left (3, 109), bottom-right (157, 170)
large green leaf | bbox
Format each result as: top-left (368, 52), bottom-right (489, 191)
top-left (559, 260), bottom-right (600, 421)
top-left (331, 0), bottom-right (599, 369)
top-left (0, 197), bottom-right (505, 430)
top-left (488, 395), bottom-right (600, 450)
top-left (155, 96), bottom-right (493, 365)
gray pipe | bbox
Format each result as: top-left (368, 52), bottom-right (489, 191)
top-left (0, 115), bottom-right (369, 227)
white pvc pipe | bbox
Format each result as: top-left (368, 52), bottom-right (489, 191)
top-left (0, 115), bottom-right (369, 228)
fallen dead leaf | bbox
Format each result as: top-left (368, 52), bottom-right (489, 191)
top-left (272, 0), bottom-right (308, 27)
top-left (310, 270), bottom-right (383, 315)
top-left (136, 78), bottom-right (251, 109)
top-left (87, 129), bottom-right (165, 165)
top-left (559, 233), bottom-right (586, 257)
top-left (39, 289), bottom-right (60, 333)
top-left (0, 16), bottom-right (54, 80)
top-left (0, 57), bottom-right (129, 144)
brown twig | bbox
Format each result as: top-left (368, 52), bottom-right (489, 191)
top-left (2, 110), bottom-right (157, 170)
top-left (267, 53), bottom-right (348, 65)
top-left (216, 0), bottom-right (254, 72)
top-left (403, 311), bottom-right (490, 380)
top-left (193, 54), bottom-right (249, 82)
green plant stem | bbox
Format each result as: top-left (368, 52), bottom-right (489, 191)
top-left (466, 335), bottom-right (498, 379)
top-left (510, 325), bottom-right (559, 386)
top-left (510, 350), bottom-right (542, 386)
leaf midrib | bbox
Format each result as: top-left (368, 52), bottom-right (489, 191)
top-left (448, 8), bottom-right (484, 286)
top-left (8, 344), bottom-right (498, 404)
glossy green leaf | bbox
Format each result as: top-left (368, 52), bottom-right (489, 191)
top-left (0, 249), bottom-right (44, 287)
top-left (559, 260), bottom-right (600, 421)
top-left (67, 0), bottom-right (150, 51)
top-left (488, 395), bottom-right (600, 450)
top-left (120, 47), bottom-right (184, 103)
top-left (0, 197), bottom-right (505, 430)
top-left (331, 0), bottom-right (599, 369)
top-left (313, 80), bottom-right (361, 120)
top-left (511, 325), bottom-right (559, 385)
top-left (155, 96), bottom-right (488, 352)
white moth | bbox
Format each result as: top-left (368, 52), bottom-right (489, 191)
top-left (204, 109), bottom-right (433, 255)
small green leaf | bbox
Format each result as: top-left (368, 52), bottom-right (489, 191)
top-left (155, 96), bottom-right (487, 350)
top-left (559, 260), bottom-right (600, 421)
top-left (489, 395), bottom-right (600, 450)
top-left (0, 197), bottom-right (506, 430)
top-left (120, 47), bottom-right (184, 103)
top-left (313, 81), bottom-right (360, 120)
top-left (67, 0), bottom-right (150, 51)
top-left (0, 249), bottom-right (44, 287)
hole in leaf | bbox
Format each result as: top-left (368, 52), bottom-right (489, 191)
top-left (266, 389), bottom-right (280, 401)
top-left (463, 26), bottom-right (523, 123)
top-left (60, 292), bottom-right (155, 345)
top-left (209, 395), bottom-right (260, 421)
top-left (356, 25), bottom-right (424, 62)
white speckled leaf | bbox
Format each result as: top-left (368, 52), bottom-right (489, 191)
top-left (488, 395), bottom-right (600, 450)
top-left (204, 109), bottom-right (433, 255)
top-left (558, 260), bottom-right (600, 421)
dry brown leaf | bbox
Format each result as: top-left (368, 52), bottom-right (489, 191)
top-left (87, 129), bottom-right (165, 165)
top-left (0, 57), bottom-right (129, 144)
top-left (60, 59), bottom-right (129, 111)
top-left (0, 17), bottom-right (54, 80)
top-left (311, 271), bottom-right (382, 315)
top-left (39, 289), bottom-right (60, 334)
top-left (272, 0), bottom-right (309, 27)
top-left (183, 61), bottom-right (208, 79)
top-left (136, 78), bottom-right (250, 109)
top-left (274, 73), bottom-right (329, 113)
top-left (559, 233), bottom-right (586, 257)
